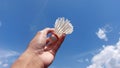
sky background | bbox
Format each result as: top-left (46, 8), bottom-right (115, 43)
top-left (0, 0), bottom-right (120, 68)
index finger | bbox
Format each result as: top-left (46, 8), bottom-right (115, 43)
top-left (31, 28), bottom-right (55, 45)
top-left (39, 28), bottom-right (54, 36)
top-left (49, 34), bottom-right (66, 55)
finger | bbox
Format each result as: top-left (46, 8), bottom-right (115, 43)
top-left (50, 33), bottom-right (66, 55)
top-left (40, 28), bottom-right (54, 36)
top-left (46, 38), bottom-right (51, 45)
top-left (36, 28), bottom-right (54, 40)
top-left (28, 28), bottom-right (55, 51)
top-left (46, 32), bottom-right (58, 44)
top-left (44, 33), bottom-right (59, 51)
top-left (35, 28), bottom-right (55, 44)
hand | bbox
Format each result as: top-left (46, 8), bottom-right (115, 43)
top-left (11, 28), bottom-right (66, 68)
top-left (28, 28), bottom-right (66, 67)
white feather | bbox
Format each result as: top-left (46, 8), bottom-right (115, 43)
top-left (54, 17), bottom-right (73, 37)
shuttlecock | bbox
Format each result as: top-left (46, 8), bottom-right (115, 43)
top-left (54, 17), bottom-right (73, 37)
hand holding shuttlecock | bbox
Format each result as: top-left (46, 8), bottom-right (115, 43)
top-left (54, 17), bottom-right (73, 37)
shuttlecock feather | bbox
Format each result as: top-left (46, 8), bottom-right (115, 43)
top-left (54, 17), bottom-right (73, 37)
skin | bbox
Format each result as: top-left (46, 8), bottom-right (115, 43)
top-left (11, 28), bottom-right (66, 68)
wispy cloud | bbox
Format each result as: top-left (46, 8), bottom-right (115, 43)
top-left (87, 38), bottom-right (120, 68)
top-left (0, 49), bottom-right (19, 58)
top-left (77, 58), bottom-right (89, 63)
top-left (0, 49), bottom-right (19, 68)
top-left (72, 49), bottom-right (99, 67)
top-left (96, 28), bottom-right (108, 41)
top-left (96, 25), bottom-right (112, 41)
top-left (3, 63), bottom-right (8, 67)
top-left (96, 25), bottom-right (113, 41)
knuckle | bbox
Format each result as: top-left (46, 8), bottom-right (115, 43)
top-left (41, 28), bottom-right (50, 32)
top-left (37, 27), bottom-right (51, 35)
top-left (45, 27), bottom-right (50, 30)
top-left (37, 31), bottom-right (41, 34)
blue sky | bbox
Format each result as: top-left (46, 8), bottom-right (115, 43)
top-left (0, 0), bottom-right (120, 68)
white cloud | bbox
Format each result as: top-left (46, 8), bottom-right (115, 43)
top-left (0, 61), bottom-right (2, 65)
top-left (3, 63), bottom-right (8, 67)
top-left (96, 25), bottom-right (112, 41)
top-left (103, 24), bottom-right (112, 33)
top-left (87, 39), bottom-right (120, 68)
top-left (0, 49), bottom-right (19, 68)
top-left (0, 49), bottom-right (19, 58)
top-left (96, 28), bottom-right (108, 41)
top-left (77, 58), bottom-right (89, 63)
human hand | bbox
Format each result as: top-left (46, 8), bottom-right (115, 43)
top-left (11, 28), bottom-right (66, 68)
